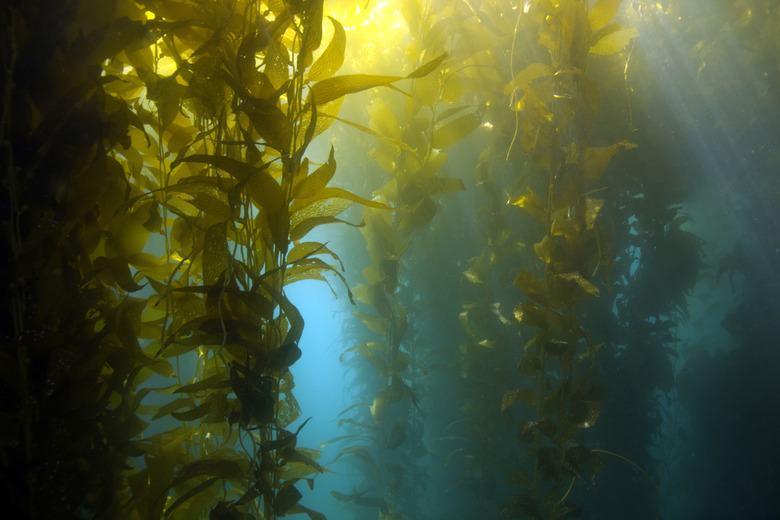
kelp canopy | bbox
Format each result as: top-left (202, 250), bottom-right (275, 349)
top-left (2, 0), bottom-right (778, 519)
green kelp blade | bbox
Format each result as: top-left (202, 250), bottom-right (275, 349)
top-left (405, 52), bottom-right (448, 79)
top-left (284, 257), bottom-right (340, 284)
top-left (366, 96), bottom-right (401, 139)
top-left (510, 186), bottom-right (547, 222)
top-left (273, 484), bottom-right (302, 516)
top-left (172, 154), bottom-right (286, 214)
top-left (503, 62), bottom-right (553, 96)
top-left (253, 279), bottom-right (305, 345)
top-left (170, 401), bottom-right (211, 421)
top-left (281, 446), bottom-right (326, 473)
top-left (435, 104), bottom-right (476, 124)
top-left (291, 196), bottom-right (351, 227)
top-left (308, 52), bottom-right (447, 104)
top-left (514, 270), bottom-right (549, 305)
top-left (352, 310), bottom-right (389, 336)
top-left (556, 272), bottom-right (600, 298)
top-left (584, 196), bottom-right (605, 230)
top-left (172, 154), bottom-right (256, 181)
top-left (326, 113), bottom-right (414, 152)
top-left (202, 221), bottom-right (229, 286)
top-left (240, 97), bottom-right (293, 154)
top-left (297, 0), bottom-right (323, 69)
top-left (386, 417), bottom-right (406, 449)
top-left (337, 401), bottom-right (372, 417)
top-left (513, 302), bottom-right (550, 328)
top-left (165, 177), bottom-right (233, 215)
top-left (533, 235), bottom-right (555, 264)
top-left (293, 96), bottom-right (318, 165)
top-left (501, 388), bottom-right (536, 411)
top-left (278, 391), bottom-right (302, 427)
top-left (583, 140), bottom-right (637, 185)
top-left (93, 256), bottom-right (146, 292)
top-left (339, 340), bottom-right (389, 376)
top-left (287, 241), bottom-right (344, 269)
top-left (351, 283), bottom-right (391, 318)
top-left (290, 215), bottom-right (363, 242)
top-left (163, 477), bottom-right (219, 518)
top-left (588, 0), bottom-right (624, 32)
top-left (284, 257), bottom-right (355, 304)
top-left (173, 374), bottom-right (232, 394)
top-left (431, 110), bottom-right (483, 149)
top-left (290, 198), bottom-right (358, 241)
top-left (310, 73), bottom-right (403, 105)
top-left (267, 341), bottom-right (302, 371)
top-left (590, 24), bottom-right (639, 55)
top-left (330, 445), bottom-right (376, 466)
top-left (308, 16), bottom-right (346, 81)
top-left (245, 170), bottom-right (287, 216)
top-left (152, 398), bottom-right (195, 420)
top-left (305, 187), bottom-right (393, 210)
top-left (568, 399), bottom-right (602, 428)
top-left (278, 461), bottom-right (322, 482)
top-left (330, 491), bottom-right (354, 502)
top-left (169, 456), bottom-right (246, 489)
top-left (293, 147), bottom-right (337, 199)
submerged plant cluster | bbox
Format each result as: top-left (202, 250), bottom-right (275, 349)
top-left (2, 0), bottom-right (775, 519)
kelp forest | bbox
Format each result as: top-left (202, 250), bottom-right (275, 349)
top-left (2, 0), bottom-right (779, 519)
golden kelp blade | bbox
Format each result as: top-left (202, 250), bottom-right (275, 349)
top-left (431, 111), bottom-right (484, 150)
top-left (510, 187), bottom-right (547, 222)
top-left (590, 25), bottom-right (639, 55)
top-left (308, 52), bottom-right (447, 104)
top-left (308, 16), bottom-right (346, 81)
top-left (309, 73), bottom-right (405, 105)
top-left (588, 0), bottom-right (624, 32)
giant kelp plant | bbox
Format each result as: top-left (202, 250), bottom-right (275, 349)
top-left (332, 1), bottom-right (483, 516)
top-left (493, 1), bottom-right (638, 518)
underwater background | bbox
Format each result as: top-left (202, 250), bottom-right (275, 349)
top-left (1, 0), bottom-right (778, 519)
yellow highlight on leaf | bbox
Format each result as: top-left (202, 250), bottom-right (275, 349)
top-left (510, 187), bottom-right (546, 223)
top-left (557, 272), bottom-right (600, 297)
